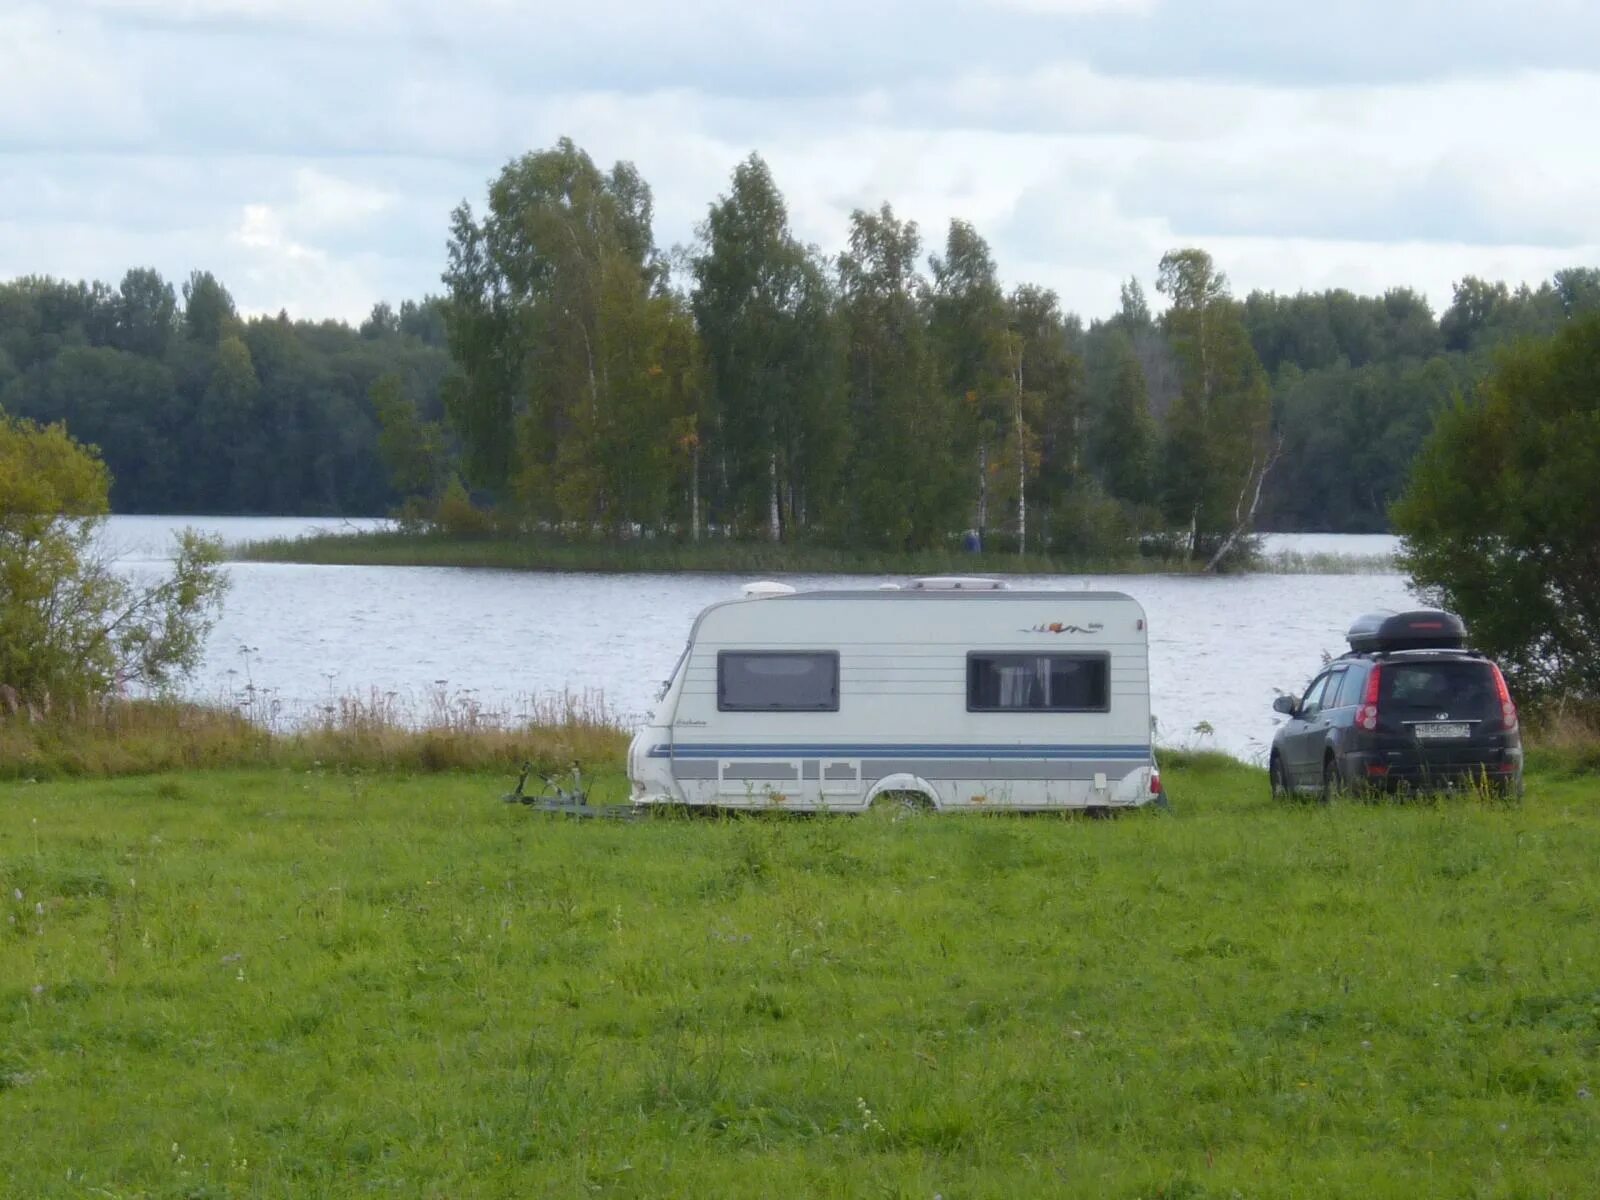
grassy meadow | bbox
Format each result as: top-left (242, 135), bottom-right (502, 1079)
top-left (3, 752), bottom-right (1598, 1197)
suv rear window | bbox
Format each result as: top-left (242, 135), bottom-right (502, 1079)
top-left (1379, 661), bottom-right (1498, 721)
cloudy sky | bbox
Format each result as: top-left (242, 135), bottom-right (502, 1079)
top-left (3, 0), bottom-right (1597, 324)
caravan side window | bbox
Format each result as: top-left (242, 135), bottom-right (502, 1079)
top-left (967, 652), bottom-right (1110, 713)
top-left (718, 651), bottom-right (840, 712)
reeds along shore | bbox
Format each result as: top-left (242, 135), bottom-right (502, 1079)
top-left (0, 691), bottom-right (627, 781)
top-left (2, 689), bottom-right (1594, 783)
top-left (232, 530), bottom-right (1398, 576)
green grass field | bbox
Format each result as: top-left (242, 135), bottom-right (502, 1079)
top-left (3, 756), bottom-right (1597, 1197)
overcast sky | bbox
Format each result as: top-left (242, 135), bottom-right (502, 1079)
top-left (3, 0), bottom-right (1597, 324)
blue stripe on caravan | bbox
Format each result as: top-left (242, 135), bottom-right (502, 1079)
top-left (650, 743), bottom-right (1149, 760)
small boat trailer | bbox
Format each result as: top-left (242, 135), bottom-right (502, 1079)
top-left (502, 763), bottom-right (640, 819)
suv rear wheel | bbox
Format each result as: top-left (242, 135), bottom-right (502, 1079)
top-left (1320, 753), bottom-right (1343, 803)
top-left (1269, 753), bottom-right (1290, 800)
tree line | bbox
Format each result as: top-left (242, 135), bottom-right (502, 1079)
top-left (0, 271), bottom-right (455, 516)
top-left (4, 138), bottom-right (1597, 559)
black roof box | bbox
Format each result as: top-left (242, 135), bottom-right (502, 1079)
top-left (1347, 609), bottom-right (1467, 653)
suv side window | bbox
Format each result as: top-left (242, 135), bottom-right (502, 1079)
top-left (1320, 665), bottom-right (1349, 709)
top-left (1334, 661), bottom-right (1369, 708)
top-left (1299, 672), bottom-right (1332, 717)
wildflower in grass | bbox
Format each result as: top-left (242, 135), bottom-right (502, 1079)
top-left (856, 1097), bottom-right (885, 1135)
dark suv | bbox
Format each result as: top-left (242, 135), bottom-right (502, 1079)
top-left (1269, 610), bottom-right (1523, 798)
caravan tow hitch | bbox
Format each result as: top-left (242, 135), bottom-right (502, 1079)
top-left (502, 763), bottom-right (638, 819)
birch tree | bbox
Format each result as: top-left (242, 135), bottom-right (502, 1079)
top-left (838, 206), bottom-right (961, 549)
top-left (928, 221), bottom-right (1009, 539)
top-left (443, 139), bottom-right (692, 531)
top-left (691, 155), bottom-right (842, 541)
top-left (1156, 249), bottom-right (1273, 565)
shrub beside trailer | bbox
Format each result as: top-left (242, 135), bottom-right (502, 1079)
top-left (627, 579), bottom-right (1162, 812)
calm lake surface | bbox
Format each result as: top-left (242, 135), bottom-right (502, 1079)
top-left (106, 516), bottom-right (1413, 764)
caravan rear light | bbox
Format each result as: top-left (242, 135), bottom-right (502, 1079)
top-left (1491, 664), bottom-right (1518, 733)
top-left (1149, 770), bottom-right (1162, 796)
top-left (1356, 665), bottom-right (1382, 731)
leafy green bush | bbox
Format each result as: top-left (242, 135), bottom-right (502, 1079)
top-left (0, 415), bottom-right (227, 704)
top-left (431, 475), bottom-right (494, 537)
top-left (1393, 314), bottom-right (1600, 702)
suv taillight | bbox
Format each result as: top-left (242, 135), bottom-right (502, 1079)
top-left (1356, 664), bottom-right (1382, 731)
top-left (1491, 664), bottom-right (1518, 733)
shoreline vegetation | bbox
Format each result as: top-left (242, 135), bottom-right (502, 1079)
top-left (0, 693), bottom-right (627, 783)
top-left (232, 529), bottom-right (1397, 576)
top-left (3, 692), bottom-right (1592, 783)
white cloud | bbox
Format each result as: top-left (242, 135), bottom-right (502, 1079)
top-left (982, 0), bottom-right (1153, 12)
top-left (280, 168), bottom-right (396, 233)
top-left (0, 5), bottom-right (154, 145)
top-left (225, 200), bottom-right (412, 320)
top-left (77, 0), bottom-right (390, 30)
top-left (4, 1), bottom-right (1599, 325)
top-left (1198, 235), bottom-right (1600, 312)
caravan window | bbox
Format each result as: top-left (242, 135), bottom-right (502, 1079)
top-left (967, 652), bottom-right (1110, 713)
top-left (718, 651), bottom-right (839, 712)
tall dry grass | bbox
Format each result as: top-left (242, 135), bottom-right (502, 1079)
top-left (6, 684), bottom-right (1594, 783)
top-left (0, 688), bottom-right (626, 780)
top-left (1522, 704), bottom-right (1600, 775)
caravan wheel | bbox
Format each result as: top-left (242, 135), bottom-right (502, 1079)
top-left (864, 774), bottom-right (940, 816)
top-left (869, 790), bottom-right (933, 818)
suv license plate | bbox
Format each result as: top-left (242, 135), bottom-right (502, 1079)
top-left (1416, 722), bottom-right (1470, 739)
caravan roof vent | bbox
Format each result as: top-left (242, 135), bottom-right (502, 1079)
top-left (1347, 609), bottom-right (1466, 653)
top-left (908, 576), bottom-right (1008, 591)
top-left (740, 581), bottom-right (797, 599)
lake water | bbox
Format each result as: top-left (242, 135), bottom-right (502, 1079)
top-left (105, 517), bottom-right (1415, 764)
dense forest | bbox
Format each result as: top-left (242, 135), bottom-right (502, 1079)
top-left (0, 273), bottom-right (456, 517)
top-left (3, 140), bottom-right (1597, 556)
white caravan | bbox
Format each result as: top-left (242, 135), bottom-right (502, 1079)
top-left (627, 579), bottom-right (1160, 811)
